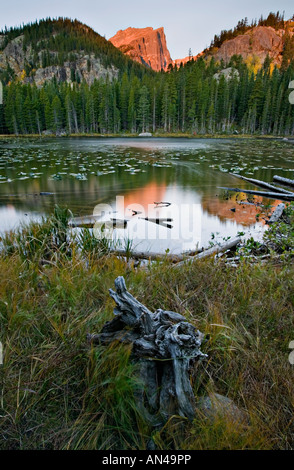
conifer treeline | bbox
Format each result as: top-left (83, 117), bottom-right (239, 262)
top-left (1, 54), bottom-right (294, 136)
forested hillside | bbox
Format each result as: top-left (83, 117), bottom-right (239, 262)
top-left (0, 17), bottom-right (294, 136)
top-left (0, 18), bottom-right (151, 85)
top-left (1, 55), bottom-right (293, 135)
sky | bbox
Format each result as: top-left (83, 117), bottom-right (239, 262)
top-left (0, 0), bottom-right (293, 59)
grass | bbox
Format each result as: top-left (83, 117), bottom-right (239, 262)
top-left (0, 206), bottom-right (294, 449)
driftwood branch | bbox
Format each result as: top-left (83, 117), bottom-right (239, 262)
top-left (173, 237), bottom-right (241, 268)
top-left (219, 187), bottom-right (294, 201)
top-left (107, 239), bottom-right (240, 267)
top-left (88, 276), bottom-right (207, 424)
top-left (230, 173), bottom-right (294, 195)
top-left (111, 248), bottom-right (202, 263)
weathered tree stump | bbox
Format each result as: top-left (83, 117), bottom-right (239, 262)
top-left (87, 276), bottom-right (207, 425)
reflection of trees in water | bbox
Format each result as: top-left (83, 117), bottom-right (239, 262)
top-left (202, 194), bottom-right (282, 226)
top-left (0, 138), bottom-right (293, 225)
top-left (0, 168), bottom-right (172, 216)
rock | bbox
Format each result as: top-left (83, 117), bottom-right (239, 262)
top-left (146, 439), bottom-right (157, 450)
top-left (214, 26), bottom-right (285, 66)
top-left (32, 56), bottom-right (118, 87)
top-left (110, 27), bottom-right (172, 71)
top-left (213, 67), bottom-right (239, 82)
top-left (197, 393), bottom-right (247, 424)
top-left (0, 35), bottom-right (26, 75)
top-left (0, 34), bottom-right (118, 87)
top-left (139, 132), bottom-right (152, 137)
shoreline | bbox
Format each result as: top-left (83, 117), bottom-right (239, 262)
top-left (0, 132), bottom-right (293, 141)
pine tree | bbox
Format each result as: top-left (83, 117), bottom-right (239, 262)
top-left (52, 95), bottom-right (63, 133)
top-left (138, 85), bottom-right (150, 133)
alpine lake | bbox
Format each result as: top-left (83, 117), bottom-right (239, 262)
top-left (0, 136), bottom-right (293, 254)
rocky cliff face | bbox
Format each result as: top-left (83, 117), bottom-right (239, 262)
top-left (214, 26), bottom-right (286, 65)
top-left (109, 27), bottom-right (172, 71)
top-left (32, 55), bottom-right (118, 87)
top-left (0, 34), bottom-right (118, 86)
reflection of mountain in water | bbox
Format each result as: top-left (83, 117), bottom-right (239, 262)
top-left (0, 137), bottom-right (293, 244)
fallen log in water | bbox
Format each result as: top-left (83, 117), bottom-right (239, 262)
top-left (87, 276), bottom-right (207, 424)
top-left (230, 174), bottom-right (294, 195)
top-left (69, 215), bottom-right (129, 229)
top-left (154, 201), bottom-right (171, 207)
top-left (174, 236), bottom-right (241, 268)
top-left (268, 203), bottom-right (285, 224)
top-left (69, 215), bottom-right (104, 228)
top-left (273, 175), bottom-right (294, 189)
top-left (218, 187), bottom-right (294, 201)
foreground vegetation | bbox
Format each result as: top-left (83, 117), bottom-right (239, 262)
top-left (0, 206), bottom-right (294, 449)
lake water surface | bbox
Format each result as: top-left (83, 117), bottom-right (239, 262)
top-left (0, 136), bottom-right (293, 254)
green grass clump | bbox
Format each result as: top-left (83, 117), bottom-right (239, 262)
top-left (263, 203), bottom-right (294, 256)
top-left (0, 211), bottom-right (294, 449)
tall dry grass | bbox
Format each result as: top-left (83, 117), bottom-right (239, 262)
top-left (0, 207), bottom-right (293, 449)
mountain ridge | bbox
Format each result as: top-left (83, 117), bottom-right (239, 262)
top-left (0, 18), bottom-right (151, 86)
top-left (1, 13), bottom-right (294, 86)
top-left (109, 14), bottom-right (294, 71)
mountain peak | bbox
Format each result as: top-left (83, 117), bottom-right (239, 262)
top-left (109, 26), bottom-right (172, 71)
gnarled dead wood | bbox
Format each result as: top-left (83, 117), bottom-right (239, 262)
top-left (87, 276), bottom-right (207, 424)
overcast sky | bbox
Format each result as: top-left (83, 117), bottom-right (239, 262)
top-left (0, 0), bottom-right (293, 59)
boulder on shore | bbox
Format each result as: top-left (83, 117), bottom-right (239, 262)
top-left (197, 393), bottom-right (248, 424)
top-left (139, 132), bottom-right (152, 137)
